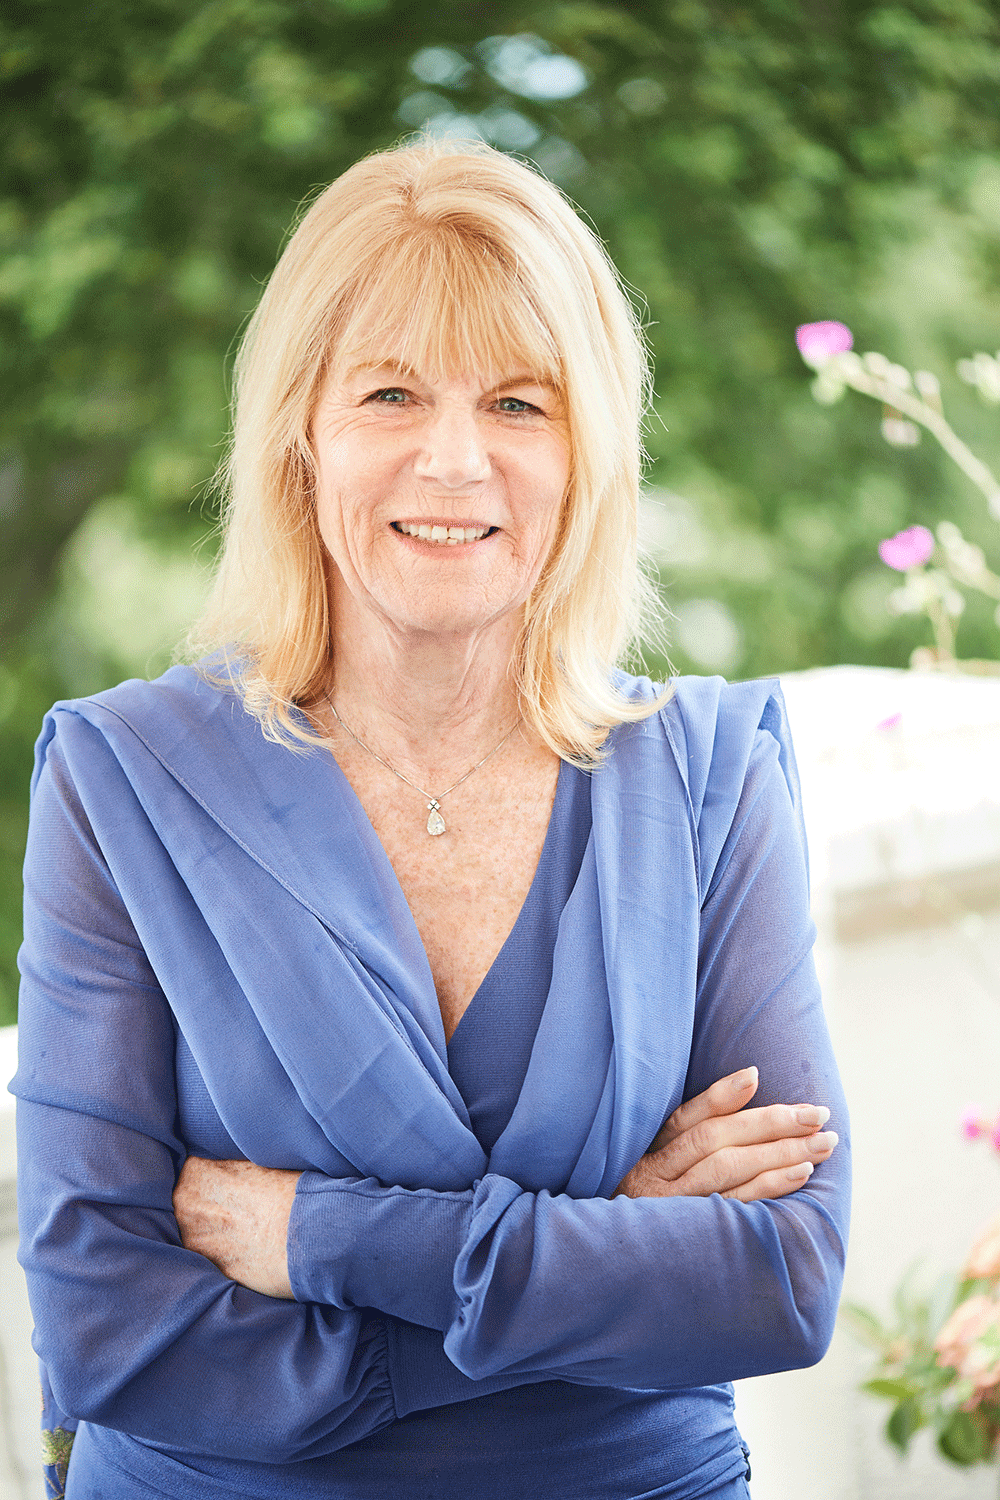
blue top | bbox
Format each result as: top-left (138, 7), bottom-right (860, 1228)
top-left (13, 667), bottom-right (850, 1500)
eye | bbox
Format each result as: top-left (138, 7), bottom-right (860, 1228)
top-left (365, 388), bottom-right (408, 405)
top-left (496, 396), bottom-right (538, 414)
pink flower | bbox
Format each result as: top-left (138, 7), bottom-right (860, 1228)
top-left (795, 321), bottom-right (854, 368)
top-left (878, 525), bottom-right (935, 571)
top-left (966, 1214), bottom-right (1000, 1281)
top-left (963, 1106), bottom-right (985, 1140)
top-left (935, 1294), bottom-right (1000, 1402)
top-left (876, 712), bottom-right (902, 732)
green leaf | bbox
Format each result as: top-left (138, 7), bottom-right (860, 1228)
top-left (864, 1378), bottom-right (918, 1402)
top-left (886, 1398), bottom-right (923, 1454)
top-left (937, 1410), bottom-right (990, 1467)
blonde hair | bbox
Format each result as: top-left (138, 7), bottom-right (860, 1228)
top-left (193, 138), bottom-right (669, 763)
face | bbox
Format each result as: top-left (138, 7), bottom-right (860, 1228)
top-left (309, 362), bottom-right (571, 644)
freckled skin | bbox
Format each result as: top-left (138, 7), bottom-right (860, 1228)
top-left (329, 725), bottom-right (560, 1040)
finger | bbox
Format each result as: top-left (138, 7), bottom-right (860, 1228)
top-left (654, 1130), bottom-right (838, 1198)
top-left (650, 1067), bottom-right (759, 1151)
top-left (652, 1103), bottom-right (833, 1181)
top-left (722, 1161), bottom-right (818, 1203)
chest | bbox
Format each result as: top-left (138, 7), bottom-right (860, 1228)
top-left (333, 745), bottom-right (561, 1040)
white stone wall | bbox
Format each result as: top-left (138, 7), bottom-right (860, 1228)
top-left (734, 668), bottom-right (1000, 1500)
top-left (2, 665), bottom-right (999, 1498)
top-left (0, 1027), bottom-right (38, 1500)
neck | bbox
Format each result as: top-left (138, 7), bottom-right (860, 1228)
top-left (324, 594), bottom-right (525, 783)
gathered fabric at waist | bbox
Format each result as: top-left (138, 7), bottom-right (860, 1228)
top-left (68, 1379), bottom-right (749, 1500)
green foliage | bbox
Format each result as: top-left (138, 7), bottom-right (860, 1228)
top-left (3, 1), bottom-right (1000, 1021)
top-left (887, 1396), bottom-right (923, 1453)
top-left (938, 1407), bottom-right (994, 1466)
top-left (845, 1270), bottom-right (1000, 1470)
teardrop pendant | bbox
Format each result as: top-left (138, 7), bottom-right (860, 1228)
top-left (426, 802), bottom-right (446, 836)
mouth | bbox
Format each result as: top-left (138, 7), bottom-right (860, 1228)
top-left (391, 521), bottom-right (498, 547)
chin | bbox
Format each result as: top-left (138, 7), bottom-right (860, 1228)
top-left (385, 592), bottom-right (515, 639)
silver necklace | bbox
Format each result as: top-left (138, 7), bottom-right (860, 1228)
top-left (323, 693), bottom-right (521, 836)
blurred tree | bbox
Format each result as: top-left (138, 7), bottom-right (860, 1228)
top-left (2, 0), bottom-right (1000, 1019)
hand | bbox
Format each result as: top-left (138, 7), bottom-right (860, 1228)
top-left (615, 1067), bottom-right (838, 1204)
top-left (173, 1156), bottom-right (300, 1298)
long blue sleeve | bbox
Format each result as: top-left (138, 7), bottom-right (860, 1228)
top-left (287, 716), bottom-right (850, 1388)
top-left (14, 741), bottom-right (534, 1464)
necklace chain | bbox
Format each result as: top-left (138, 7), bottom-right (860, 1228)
top-left (323, 692), bottom-right (521, 835)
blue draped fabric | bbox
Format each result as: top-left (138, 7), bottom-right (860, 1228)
top-left (13, 666), bottom-right (849, 1498)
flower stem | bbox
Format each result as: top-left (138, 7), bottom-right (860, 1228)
top-left (925, 589), bottom-right (956, 660)
top-left (844, 370), bottom-right (1000, 519)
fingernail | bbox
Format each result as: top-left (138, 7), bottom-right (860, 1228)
top-left (788, 1162), bottom-right (813, 1181)
top-left (732, 1067), bottom-right (758, 1090)
top-left (811, 1131), bottom-right (838, 1152)
top-left (795, 1106), bottom-right (830, 1127)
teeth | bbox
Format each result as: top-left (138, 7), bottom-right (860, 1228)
top-left (395, 523), bottom-right (491, 544)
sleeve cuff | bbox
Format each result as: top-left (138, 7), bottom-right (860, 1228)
top-left (288, 1174), bottom-right (472, 1331)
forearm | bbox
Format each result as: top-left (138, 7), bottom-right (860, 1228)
top-left (287, 1158), bottom-right (846, 1390)
top-left (446, 1175), bottom-right (844, 1385)
top-left (16, 1099), bottom-right (403, 1462)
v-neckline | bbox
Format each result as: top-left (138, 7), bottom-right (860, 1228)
top-left (310, 720), bottom-right (568, 1047)
top-left (445, 757), bottom-right (569, 1051)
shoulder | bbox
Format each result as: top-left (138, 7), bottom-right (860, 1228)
top-left (664, 674), bottom-right (797, 818)
top-left (610, 671), bottom-right (796, 804)
top-left (608, 671), bottom-right (804, 895)
top-left (33, 659), bottom-right (246, 797)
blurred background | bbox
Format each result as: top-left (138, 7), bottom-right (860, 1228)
top-left (3, 5), bottom-right (1000, 1496)
top-left (3, 0), bottom-right (1000, 1023)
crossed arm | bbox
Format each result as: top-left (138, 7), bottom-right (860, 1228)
top-left (16, 724), bottom-right (849, 1460)
top-left (174, 1068), bottom-right (839, 1299)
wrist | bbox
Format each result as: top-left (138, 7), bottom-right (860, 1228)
top-left (288, 1174), bottom-right (472, 1330)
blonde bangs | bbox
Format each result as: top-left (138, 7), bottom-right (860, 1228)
top-left (330, 225), bottom-right (561, 391)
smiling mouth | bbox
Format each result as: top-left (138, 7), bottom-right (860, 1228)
top-left (391, 522), bottom-right (498, 546)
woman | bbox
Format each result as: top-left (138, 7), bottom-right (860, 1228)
top-left (14, 140), bottom-right (848, 1500)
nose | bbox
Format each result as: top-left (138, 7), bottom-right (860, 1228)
top-left (413, 404), bottom-right (491, 489)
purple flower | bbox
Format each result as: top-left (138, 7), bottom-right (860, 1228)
top-left (795, 321), bottom-right (854, 368)
top-left (878, 525), bottom-right (935, 571)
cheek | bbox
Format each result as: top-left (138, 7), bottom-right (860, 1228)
top-left (523, 453), bottom-right (570, 545)
top-left (508, 427), bottom-right (568, 495)
top-left (313, 448), bottom-right (386, 550)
